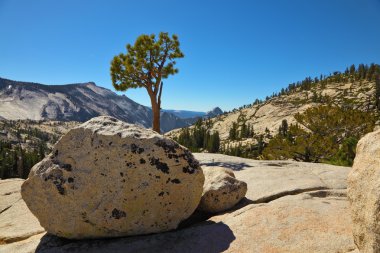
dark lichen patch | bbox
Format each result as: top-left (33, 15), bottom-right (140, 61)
top-left (54, 181), bottom-right (65, 195)
top-left (61, 164), bottom-right (72, 171)
top-left (182, 166), bottom-right (195, 174)
top-left (158, 191), bottom-right (165, 197)
top-left (182, 150), bottom-right (200, 168)
top-left (81, 212), bottom-right (89, 223)
top-left (111, 208), bottom-right (126, 219)
top-left (120, 172), bottom-right (124, 177)
top-left (67, 177), bottom-right (74, 183)
top-left (155, 140), bottom-right (179, 154)
top-left (51, 149), bottom-right (59, 158)
top-left (100, 173), bottom-right (107, 176)
top-left (140, 158), bottom-right (146, 164)
top-left (125, 162), bottom-right (135, 168)
top-left (149, 157), bottom-right (169, 174)
top-left (171, 179), bottom-right (181, 184)
top-left (108, 142), bottom-right (113, 146)
top-left (81, 212), bottom-right (95, 225)
top-left (130, 144), bottom-right (144, 154)
top-left (140, 181), bottom-right (149, 188)
top-left (45, 174), bottom-right (66, 195)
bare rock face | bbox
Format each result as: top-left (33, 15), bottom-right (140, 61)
top-left (0, 179), bottom-right (44, 245)
top-left (21, 116), bottom-right (204, 239)
top-left (198, 166), bottom-right (247, 213)
top-left (348, 129), bottom-right (380, 252)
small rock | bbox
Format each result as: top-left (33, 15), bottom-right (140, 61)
top-left (348, 129), bottom-right (380, 252)
top-left (198, 166), bottom-right (247, 213)
top-left (21, 116), bottom-right (204, 239)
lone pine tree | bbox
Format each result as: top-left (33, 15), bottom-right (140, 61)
top-left (110, 32), bottom-right (184, 133)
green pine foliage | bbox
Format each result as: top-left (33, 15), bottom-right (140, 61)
top-left (228, 113), bottom-right (254, 141)
top-left (110, 32), bottom-right (184, 133)
top-left (375, 69), bottom-right (380, 110)
top-left (175, 119), bottom-right (220, 153)
top-left (0, 140), bottom-right (46, 179)
top-left (263, 105), bottom-right (376, 165)
top-left (0, 121), bottom-right (55, 179)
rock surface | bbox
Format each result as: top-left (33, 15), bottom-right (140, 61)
top-left (348, 130), bottom-right (380, 253)
top-left (0, 179), bottom-right (44, 245)
top-left (195, 153), bottom-right (349, 202)
top-left (1, 153), bottom-right (356, 253)
top-left (21, 116), bottom-right (204, 239)
top-left (198, 167), bottom-right (247, 213)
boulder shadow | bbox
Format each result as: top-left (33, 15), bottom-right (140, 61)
top-left (35, 221), bottom-right (235, 253)
top-left (199, 161), bottom-right (252, 171)
top-left (178, 197), bottom-right (254, 230)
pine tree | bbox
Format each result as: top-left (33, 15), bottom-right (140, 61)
top-left (229, 122), bottom-right (239, 140)
top-left (376, 70), bottom-right (380, 111)
top-left (110, 32), bottom-right (184, 133)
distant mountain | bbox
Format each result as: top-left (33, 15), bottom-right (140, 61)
top-left (163, 107), bottom-right (223, 120)
top-left (162, 109), bottom-right (206, 119)
top-left (205, 107), bottom-right (223, 118)
top-left (0, 78), bottom-right (193, 132)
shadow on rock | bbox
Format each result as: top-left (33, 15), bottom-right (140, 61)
top-left (35, 221), bottom-right (235, 253)
top-left (199, 161), bottom-right (252, 171)
top-left (178, 197), bottom-right (254, 230)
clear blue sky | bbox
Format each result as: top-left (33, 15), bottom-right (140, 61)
top-left (1, 0), bottom-right (380, 112)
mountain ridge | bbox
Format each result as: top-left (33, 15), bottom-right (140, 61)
top-left (0, 77), bottom-right (221, 132)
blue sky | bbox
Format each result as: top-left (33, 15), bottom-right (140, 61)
top-left (1, 0), bottom-right (380, 111)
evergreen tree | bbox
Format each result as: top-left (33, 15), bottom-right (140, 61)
top-left (278, 119), bottom-right (288, 136)
top-left (110, 32), bottom-right (184, 133)
top-left (263, 105), bottom-right (376, 165)
top-left (376, 69), bottom-right (380, 110)
top-left (229, 122), bottom-right (239, 140)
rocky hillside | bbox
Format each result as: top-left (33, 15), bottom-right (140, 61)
top-left (0, 78), bottom-right (222, 133)
top-left (168, 64), bottom-right (380, 163)
top-left (170, 78), bottom-right (376, 141)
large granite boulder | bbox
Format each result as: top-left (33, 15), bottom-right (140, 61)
top-left (21, 116), bottom-right (204, 239)
top-left (348, 129), bottom-right (380, 252)
top-left (198, 166), bottom-right (247, 213)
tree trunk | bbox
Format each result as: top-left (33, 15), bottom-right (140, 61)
top-left (151, 99), bottom-right (161, 133)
